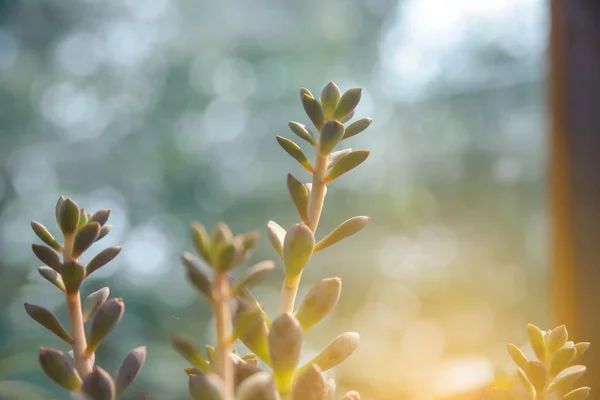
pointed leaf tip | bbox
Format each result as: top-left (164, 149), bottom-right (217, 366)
top-left (58, 198), bottom-right (80, 235)
top-left (320, 82), bottom-right (341, 119)
top-left (115, 346), bottom-right (147, 395)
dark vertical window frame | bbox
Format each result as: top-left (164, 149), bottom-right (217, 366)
top-left (550, 0), bottom-right (600, 386)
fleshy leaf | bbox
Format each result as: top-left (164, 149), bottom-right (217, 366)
top-left (562, 387), bottom-right (591, 400)
top-left (314, 216), bottom-right (370, 253)
top-left (295, 277), bottom-right (341, 332)
top-left (189, 373), bottom-right (222, 400)
top-left (341, 391), bottom-right (361, 400)
top-left (320, 82), bottom-right (341, 120)
top-left (181, 252), bottom-right (213, 301)
top-left (37, 266), bottom-right (65, 292)
top-left (72, 222), bottom-right (101, 258)
top-left (191, 222), bottom-right (212, 265)
top-left (327, 149), bottom-right (352, 169)
top-left (86, 247), bottom-right (122, 277)
top-left (81, 367), bottom-right (115, 400)
top-left (31, 221), bottom-right (62, 252)
top-left (301, 93), bottom-right (325, 131)
top-left (24, 303), bottom-right (73, 344)
top-left (234, 298), bottom-right (271, 364)
top-left (235, 371), bottom-right (278, 400)
top-left (268, 313), bottom-right (303, 394)
top-left (297, 332), bottom-right (359, 374)
top-left (38, 347), bottom-right (81, 391)
top-left (549, 365), bottom-right (586, 393)
top-left (82, 287), bottom-right (110, 323)
top-left (90, 209), bottom-right (111, 226)
top-left (334, 88), bottom-right (361, 121)
top-left (266, 221), bottom-right (286, 259)
top-left (282, 224), bottom-right (314, 277)
top-left (547, 325), bottom-right (568, 356)
top-left (527, 323), bottom-right (547, 362)
top-left (291, 364), bottom-right (326, 400)
top-left (58, 198), bottom-right (80, 235)
top-left (32, 244), bottom-right (61, 272)
top-left (526, 360), bottom-right (547, 392)
top-left (507, 343), bottom-right (529, 372)
top-left (170, 334), bottom-right (210, 371)
top-left (86, 298), bottom-right (125, 356)
top-left (287, 174), bottom-right (310, 224)
top-left (319, 121), bottom-right (344, 155)
top-left (343, 118), bottom-right (372, 140)
top-left (289, 121), bottom-right (317, 146)
top-left (276, 136), bottom-right (314, 173)
top-left (115, 346), bottom-right (147, 395)
top-left (550, 347), bottom-right (577, 376)
top-left (324, 150), bottom-right (369, 184)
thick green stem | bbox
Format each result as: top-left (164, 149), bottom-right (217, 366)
top-left (63, 235), bottom-right (92, 379)
top-left (213, 272), bottom-right (234, 400)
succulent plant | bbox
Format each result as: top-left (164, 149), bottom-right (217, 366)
top-left (22, 81), bottom-right (591, 400)
top-left (494, 324), bottom-right (591, 400)
top-left (27, 197), bottom-right (147, 400)
top-left (171, 81), bottom-right (371, 400)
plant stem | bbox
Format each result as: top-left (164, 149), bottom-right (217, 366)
top-left (307, 152), bottom-right (329, 232)
top-left (63, 235), bottom-right (92, 378)
top-left (277, 148), bottom-right (329, 315)
top-left (277, 274), bottom-right (302, 315)
top-left (213, 272), bottom-right (234, 400)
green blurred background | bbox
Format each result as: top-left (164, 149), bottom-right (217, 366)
top-left (0, 0), bottom-right (549, 399)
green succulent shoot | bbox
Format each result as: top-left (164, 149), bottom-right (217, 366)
top-left (27, 197), bottom-right (147, 400)
top-left (172, 82), bottom-right (371, 400)
top-left (494, 323), bottom-right (591, 400)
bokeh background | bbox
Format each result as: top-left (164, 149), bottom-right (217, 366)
top-left (0, 0), bottom-right (550, 399)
